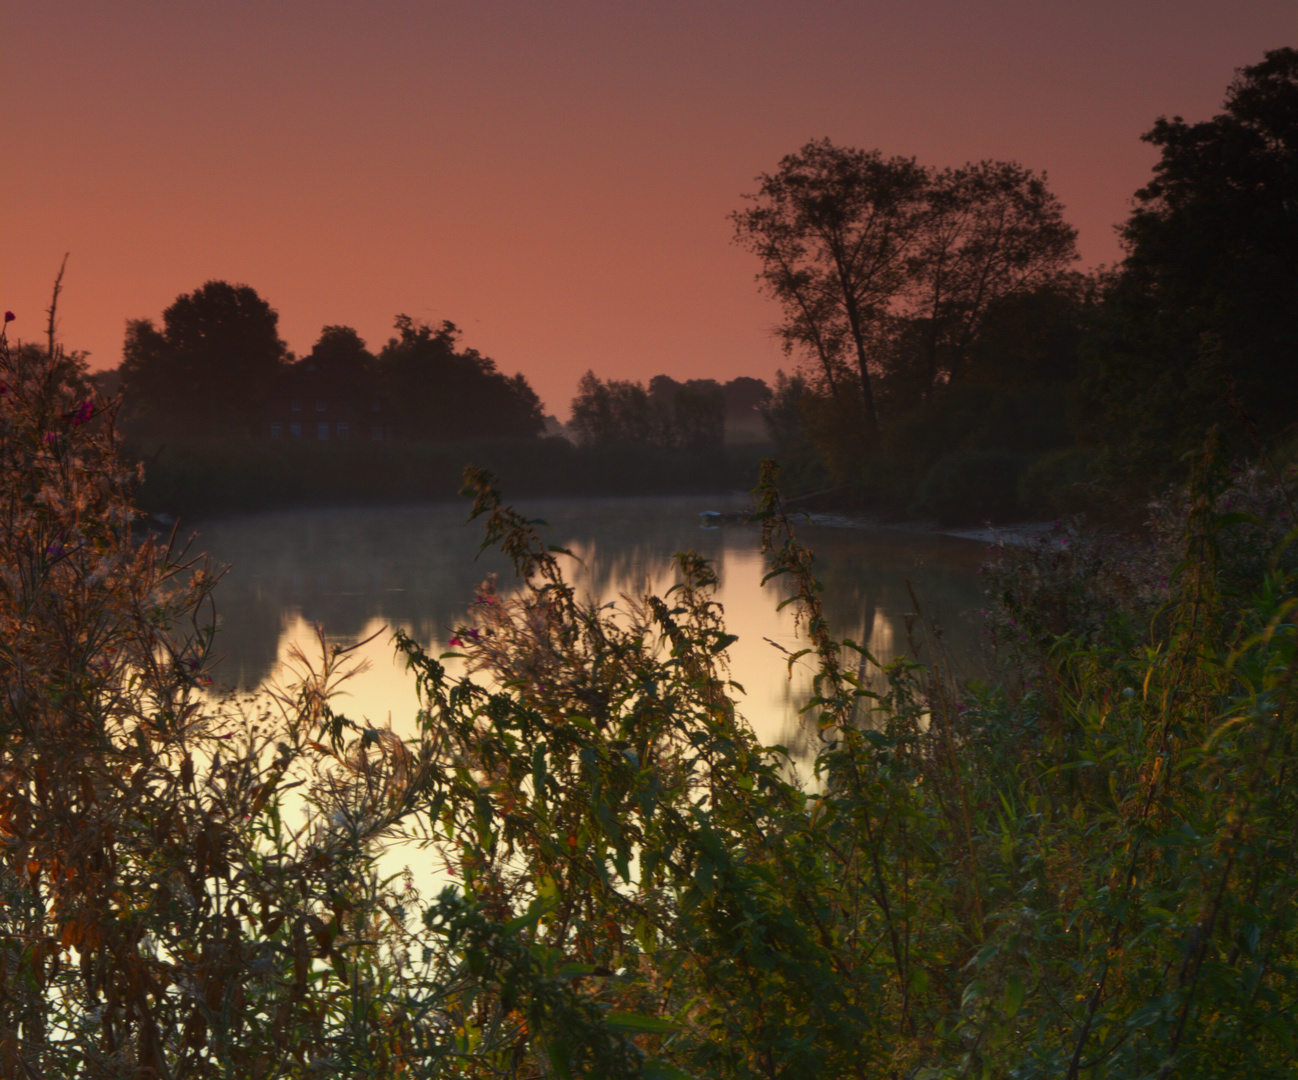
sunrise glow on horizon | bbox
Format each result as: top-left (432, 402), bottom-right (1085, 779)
top-left (5, 0), bottom-right (1293, 417)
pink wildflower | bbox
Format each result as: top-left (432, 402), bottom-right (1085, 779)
top-left (70, 400), bottom-right (93, 426)
top-left (43, 433), bottom-right (57, 444)
top-left (3, 312), bottom-right (13, 323)
top-left (448, 636), bottom-right (463, 647)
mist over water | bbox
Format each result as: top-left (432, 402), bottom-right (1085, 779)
top-left (194, 497), bottom-right (989, 757)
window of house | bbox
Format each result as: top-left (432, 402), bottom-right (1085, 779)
top-left (317, 422), bottom-right (329, 440)
top-left (315, 399), bottom-right (327, 412)
top-left (371, 425), bottom-right (383, 441)
top-left (270, 422), bottom-right (283, 438)
top-left (289, 422), bottom-right (301, 437)
top-left (290, 398), bottom-right (302, 412)
top-left (336, 422), bottom-right (348, 439)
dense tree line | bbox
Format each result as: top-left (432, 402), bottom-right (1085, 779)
top-left (117, 283), bottom-right (544, 441)
top-left (377, 316), bottom-right (544, 441)
top-left (568, 372), bottom-right (769, 450)
top-left (743, 47), bottom-right (1298, 521)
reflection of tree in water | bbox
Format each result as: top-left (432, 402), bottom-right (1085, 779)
top-left (195, 498), bottom-right (739, 690)
top-left (535, 498), bottom-right (738, 602)
top-left (197, 503), bottom-right (517, 688)
top-left (756, 524), bottom-right (988, 754)
top-left (195, 502), bottom-right (990, 753)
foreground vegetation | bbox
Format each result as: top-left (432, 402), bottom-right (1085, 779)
top-left (5, 294), bottom-right (1298, 1078)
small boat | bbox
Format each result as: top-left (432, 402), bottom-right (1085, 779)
top-left (699, 510), bottom-right (752, 527)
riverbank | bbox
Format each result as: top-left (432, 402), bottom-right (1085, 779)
top-left (797, 509), bottom-right (1058, 547)
top-left (128, 436), bottom-right (774, 519)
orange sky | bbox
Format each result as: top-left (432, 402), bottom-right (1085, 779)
top-left (5, 1), bottom-right (1293, 418)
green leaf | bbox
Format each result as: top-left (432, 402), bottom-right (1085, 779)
top-left (910, 966), bottom-right (929, 996)
top-left (604, 1012), bottom-right (681, 1035)
top-left (1003, 973), bottom-right (1024, 1019)
top-left (710, 633), bottom-right (739, 654)
top-left (547, 1038), bottom-right (575, 1080)
top-left (504, 895), bottom-right (555, 935)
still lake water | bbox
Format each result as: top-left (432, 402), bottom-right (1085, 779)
top-left (194, 497), bottom-right (990, 762)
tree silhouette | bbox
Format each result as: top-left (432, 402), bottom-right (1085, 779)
top-left (119, 281), bottom-right (288, 437)
top-left (376, 316), bottom-right (543, 441)
top-left (732, 142), bottom-right (1076, 456)
top-left (1080, 47), bottom-right (1298, 485)
top-left (902, 160), bottom-right (1077, 398)
top-left (732, 140), bottom-right (929, 449)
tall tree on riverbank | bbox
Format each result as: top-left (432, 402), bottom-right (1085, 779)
top-left (119, 281), bottom-right (289, 437)
top-left (900, 160), bottom-right (1078, 402)
top-left (1079, 47), bottom-right (1298, 487)
top-left (732, 142), bottom-right (1078, 460)
top-left (732, 141), bottom-right (929, 450)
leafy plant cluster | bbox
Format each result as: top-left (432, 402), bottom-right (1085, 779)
top-left (982, 444), bottom-right (1298, 676)
top-left (4, 322), bottom-right (1298, 1078)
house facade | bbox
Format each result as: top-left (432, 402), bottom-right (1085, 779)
top-left (261, 358), bottom-right (395, 442)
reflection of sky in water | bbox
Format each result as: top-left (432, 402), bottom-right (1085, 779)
top-left (196, 497), bottom-right (990, 764)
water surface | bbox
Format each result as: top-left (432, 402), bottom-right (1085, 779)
top-left (194, 497), bottom-right (990, 758)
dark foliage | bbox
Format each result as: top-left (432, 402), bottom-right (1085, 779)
top-left (376, 316), bottom-right (544, 441)
top-left (127, 436), bottom-right (767, 518)
top-left (1079, 47), bottom-right (1298, 492)
top-left (119, 280), bottom-right (289, 438)
top-left (910, 449), bottom-right (1023, 525)
top-left (732, 140), bottom-right (1078, 459)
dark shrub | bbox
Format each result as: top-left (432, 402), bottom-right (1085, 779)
top-left (1017, 446), bottom-right (1099, 517)
top-left (911, 449), bottom-right (1022, 525)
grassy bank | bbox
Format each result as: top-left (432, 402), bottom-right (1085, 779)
top-left (127, 435), bottom-right (772, 517)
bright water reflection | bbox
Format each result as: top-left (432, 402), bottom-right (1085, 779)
top-left (195, 497), bottom-right (990, 762)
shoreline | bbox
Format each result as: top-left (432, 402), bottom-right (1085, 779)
top-left (799, 510), bottom-right (1058, 547)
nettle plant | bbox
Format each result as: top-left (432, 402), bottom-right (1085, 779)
top-left (3, 304), bottom-right (1298, 1080)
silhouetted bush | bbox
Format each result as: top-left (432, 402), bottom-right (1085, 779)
top-left (910, 449), bottom-right (1023, 524)
top-left (1017, 446), bottom-right (1100, 517)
